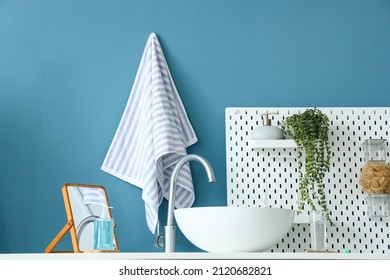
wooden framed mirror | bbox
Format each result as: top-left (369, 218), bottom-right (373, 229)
top-left (45, 183), bottom-right (120, 253)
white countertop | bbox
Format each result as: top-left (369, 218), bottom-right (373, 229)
top-left (1, 252), bottom-right (389, 260)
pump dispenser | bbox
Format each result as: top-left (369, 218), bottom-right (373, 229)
top-left (93, 206), bottom-right (115, 250)
top-left (251, 111), bottom-right (285, 140)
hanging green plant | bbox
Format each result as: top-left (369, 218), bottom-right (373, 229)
top-left (281, 108), bottom-right (332, 224)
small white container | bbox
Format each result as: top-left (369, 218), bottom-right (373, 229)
top-left (365, 194), bottom-right (390, 218)
top-left (362, 139), bottom-right (387, 162)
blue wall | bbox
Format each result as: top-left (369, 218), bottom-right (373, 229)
top-left (1, 0), bottom-right (390, 253)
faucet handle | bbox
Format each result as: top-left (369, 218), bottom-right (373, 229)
top-left (154, 234), bottom-right (165, 248)
top-left (153, 220), bottom-right (165, 248)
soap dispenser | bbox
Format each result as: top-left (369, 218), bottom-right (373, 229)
top-left (251, 111), bottom-right (285, 140)
top-left (93, 206), bottom-right (115, 250)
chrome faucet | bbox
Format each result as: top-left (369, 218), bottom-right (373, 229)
top-left (165, 154), bottom-right (215, 253)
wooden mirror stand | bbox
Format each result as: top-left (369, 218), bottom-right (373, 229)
top-left (45, 183), bottom-right (120, 253)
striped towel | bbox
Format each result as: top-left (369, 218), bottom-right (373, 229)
top-left (83, 188), bottom-right (107, 206)
top-left (101, 33), bottom-right (198, 233)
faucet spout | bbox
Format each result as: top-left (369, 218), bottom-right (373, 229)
top-left (165, 154), bottom-right (215, 253)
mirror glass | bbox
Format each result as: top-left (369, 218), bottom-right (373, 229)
top-left (63, 184), bottom-right (119, 252)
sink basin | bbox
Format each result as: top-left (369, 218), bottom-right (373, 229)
top-left (174, 206), bottom-right (294, 253)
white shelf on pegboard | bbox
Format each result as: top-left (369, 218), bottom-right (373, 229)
top-left (249, 139), bottom-right (297, 149)
top-left (293, 211), bottom-right (310, 224)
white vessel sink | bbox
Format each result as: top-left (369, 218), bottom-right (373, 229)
top-left (174, 206), bottom-right (294, 253)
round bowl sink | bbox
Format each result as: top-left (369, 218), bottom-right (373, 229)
top-left (174, 206), bottom-right (294, 253)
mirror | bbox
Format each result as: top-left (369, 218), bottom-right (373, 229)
top-left (45, 183), bottom-right (119, 253)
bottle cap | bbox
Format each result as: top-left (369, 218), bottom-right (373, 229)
top-left (261, 111), bottom-right (279, 126)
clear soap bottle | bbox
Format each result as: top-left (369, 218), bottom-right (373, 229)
top-left (93, 206), bottom-right (114, 250)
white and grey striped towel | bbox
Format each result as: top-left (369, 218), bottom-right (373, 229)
top-left (83, 188), bottom-right (107, 206)
top-left (101, 33), bottom-right (197, 233)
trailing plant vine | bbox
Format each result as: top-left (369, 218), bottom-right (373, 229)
top-left (281, 108), bottom-right (332, 224)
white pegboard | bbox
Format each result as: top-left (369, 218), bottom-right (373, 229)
top-left (225, 107), bottom-right (390, 254)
